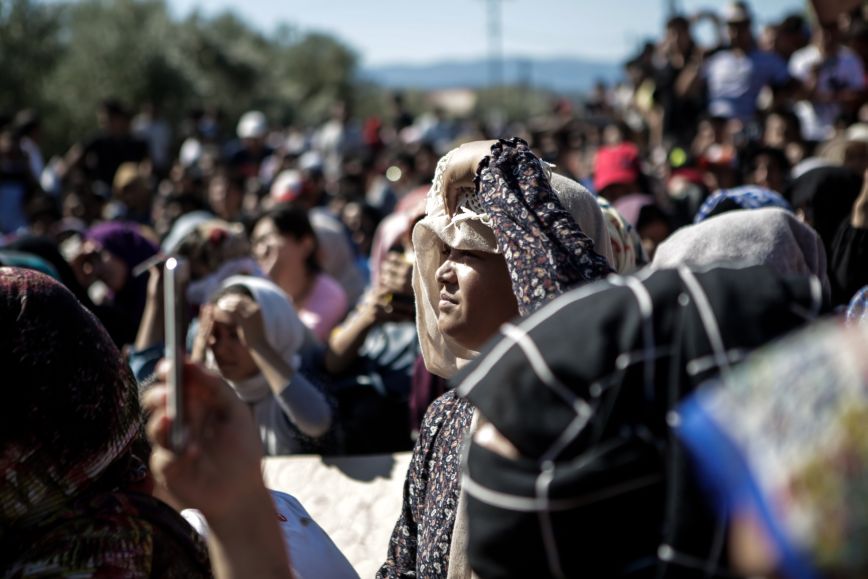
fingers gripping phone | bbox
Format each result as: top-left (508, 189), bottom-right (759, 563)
top-left (164, 257), bottom-right (190, 451)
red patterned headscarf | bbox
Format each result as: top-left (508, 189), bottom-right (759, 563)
top-left (0, 267), bottom-right (211, 577)
top-left (0, 267), bottom-right (142, 530)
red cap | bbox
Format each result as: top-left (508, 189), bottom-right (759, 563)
top-left (594, 143), bottom-right (640, 193)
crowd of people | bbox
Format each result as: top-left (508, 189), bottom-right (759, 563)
top-left (2, 1), bottom-right (868, 578)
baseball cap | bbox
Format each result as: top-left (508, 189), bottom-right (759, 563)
top-left (237, 110), bottom-right (268, 140)
top-left (270, 169), bottom-right (304, 202)
top-left (594, 142), bottom-right (641, 193)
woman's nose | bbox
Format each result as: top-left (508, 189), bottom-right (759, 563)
top-left (435, 259), bottom-right (455, 284)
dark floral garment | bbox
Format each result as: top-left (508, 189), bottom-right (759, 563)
top-left (378, 139), bottom-right (611, 578)
top-left (477, 137), bottom-right (613, 316)
top-left (378, 390), bottom-right (474, 578)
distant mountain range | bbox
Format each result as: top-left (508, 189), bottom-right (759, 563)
top-left (362, 56), bottom-right (623, 94)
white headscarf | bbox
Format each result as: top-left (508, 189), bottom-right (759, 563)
top-left (412, 153), bottom-right (615, 379)
top-left (213, 275), bottom-right (307, 402)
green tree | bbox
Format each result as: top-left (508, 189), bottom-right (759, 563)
top-left (42, 0), bottom-right (195, 148)
top-left (1, 0), bottom-right (366, 154)
top-left (175, 9), bottom-right (276, 120)
top-left (0, 0), bottom-right (62, 115)
top-left (272, 31), bottom-right (360, 124)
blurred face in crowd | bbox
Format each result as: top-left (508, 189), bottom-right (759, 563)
top-left (818, 22), bottom-right (841, 55)
top-left (208, 303), bottom-right (259, 381)
top-left (62, 190), bottom-right (104, 224)
top-left (727, 20), bottom-right (753, 51)
top-left (775, 18), bottom-right (809, 58)
top-left (747, 153), bottom-right (787, 193)
top-left (242, 136), bottom-right (265, 153)
top-left (639, 219), bottom-right (671, 261)
top-left (208, 174), bottom-right (243, 221)
top-left (435, 244), bottom-right (518, 351)
top-left (98, 108), bottom-right (129, 136)
top-left (117, 179), bottom-right (150, 215)
top-left (763, 117), bottom-right (785, 149)
top-left (666, 19), bottom-right (693, 55)
top-left (298, 170), bottom-right (326, 208)
top-left (66, 237), bottom-right (128, 293)
top-left (251, 217), bottom-right (315, 290)
top-left (341, 201), bottom-right (378, 257)
top-left (762, 114), bottom-right (789, 148)
top-left (758, 25), bottom-right (776, 52)
top-left (414, 147), bottom-right (439, 183)
top-left (694, 118), bottom-right (731, 152)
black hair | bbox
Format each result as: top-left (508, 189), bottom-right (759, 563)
top-left (24, 193), bottom-right (61, 224)
top-left (209, 283), bottom-right (254, 304)
top-left (764, 106), bottom-right (802, 139)
top-left (666, 15), bottom-right (690, 29)
top-left (636, 203), bottom-right (672, 234)
top-left (743, 145), bottom-right (791, 176)
top-left (778, 13), bottom-right (807, 36)
top-left (101, 98), bottom-right (130, 119)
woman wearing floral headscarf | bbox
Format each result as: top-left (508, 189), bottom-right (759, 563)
top-left (378, 138), bottom-right (613, 579)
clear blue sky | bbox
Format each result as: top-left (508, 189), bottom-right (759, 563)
top-left (168, 0), bottom-right (808, 66)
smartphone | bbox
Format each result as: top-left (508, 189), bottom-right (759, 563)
top-left (163, 257), bottom-right (190, 451)
top-left (132, 253), bottom-right (169, 278)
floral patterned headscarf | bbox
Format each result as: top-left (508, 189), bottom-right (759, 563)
top-left (412, 138), bottom-right (614, 378)
top-left (693, 185), bottom-right (792, 223)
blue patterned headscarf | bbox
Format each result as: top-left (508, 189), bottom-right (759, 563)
top-left (694, 186), bottom-right (792, 224)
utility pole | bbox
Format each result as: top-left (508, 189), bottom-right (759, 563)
top-left (486, 0), bottom-right (504, 90)
top-left (665, 0), bottom-right (678, 18)
top-left (480, 0), bottom-right (507, 131)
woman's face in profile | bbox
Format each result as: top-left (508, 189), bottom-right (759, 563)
top-left (251, 217), bottom-right (312, 285)
top-left (434, 243), bottom-right (518, 351)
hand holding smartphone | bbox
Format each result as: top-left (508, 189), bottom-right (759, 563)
top-left (164, 257), bottom-right (190, 451)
